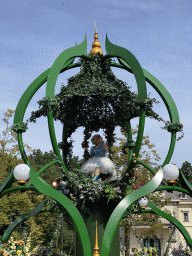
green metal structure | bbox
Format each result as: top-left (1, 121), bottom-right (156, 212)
top-left (0, 33), bottom-right (191, 256)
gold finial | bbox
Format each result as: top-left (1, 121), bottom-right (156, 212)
top-left (93, 220), bottom-right (100, 256)
top-left (90, 21), bottom-right (103, 56)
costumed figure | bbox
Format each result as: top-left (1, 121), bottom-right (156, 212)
top-left (80, 134), bottom-right (120, 183)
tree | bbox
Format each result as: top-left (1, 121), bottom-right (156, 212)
top-left (0, 109), bottom-right (33, 157)
top-left (28, 149), bottom-right (62, 185)
top-left (179, 161), bottom-right (192, 185)
top-left (0, 109), bottom-right (75, 253)
top-left (0, 151), bottom-right (76, 253)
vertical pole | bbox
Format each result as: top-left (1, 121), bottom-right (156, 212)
top-left (61, 212), bottom-right (64, 255)
top-left (74, 227), bottom-right (76, 256)
top-left (93, 220), bottom-right (100, 256)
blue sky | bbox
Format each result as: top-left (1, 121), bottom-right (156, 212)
top-left (0, 0), bottom-right (191, 170)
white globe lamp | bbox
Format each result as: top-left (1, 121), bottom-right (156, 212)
top-left (13, 164), bottom-right (30, 185)
top-left (162, 164), bottom-right (179, 184)
top-left (138, 197), bottom-right (148, 209)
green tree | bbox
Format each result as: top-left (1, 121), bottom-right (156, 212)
top-left (179, 161), bottom-right (192, 185)
top-left (0, 109), bottom-right (33, 156)
top-left (0, 153), bottom-right (45, 249)
top-left (28, 149), bottom-right (62, 185)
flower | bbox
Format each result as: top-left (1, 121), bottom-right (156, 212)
top-left (3, 251), bottom-right (9, 256)
top-left (10, 245), bottom-right (16, 250)
top-left (15, 240), bottom-right (24, 246)
top-left (80, 194), bottom-right (84, 199)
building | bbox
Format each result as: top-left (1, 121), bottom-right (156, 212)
top-left (119, 191), bottom-right (192, 256)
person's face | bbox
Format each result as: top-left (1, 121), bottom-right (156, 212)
top-left (90, 171), bottom-right (95, 177)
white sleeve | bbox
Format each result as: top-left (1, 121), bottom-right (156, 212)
top-left (90, 146), bottom-right (94, 155)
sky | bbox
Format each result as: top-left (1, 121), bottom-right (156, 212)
top-left (0, 0), bottom-right (191, 171)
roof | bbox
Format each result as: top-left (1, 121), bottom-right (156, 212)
top-left (162, 190), bottom-right (192, 202)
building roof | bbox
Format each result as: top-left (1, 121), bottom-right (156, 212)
top-left (162, 190), bottom-right (192, 202)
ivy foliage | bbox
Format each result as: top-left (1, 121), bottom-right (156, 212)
top-left (28, 53), bottom-right (165, 168)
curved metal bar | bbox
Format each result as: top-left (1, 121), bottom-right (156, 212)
top-left (127, 120), bottom-right (133, 165)
top-left (105, 35), bottom-right (147, 100)
top-left (148, 199), bottom-right (192, 247)
top-left (111, 60), bottom-right (180, 172)
top-left (0, 186), bottom-right (37, 199)
top-left (1, 202), bottom-right (45, 243)
top-left (136, 159), bottom-right (167, 185)
top-left (105, 36), bottom-right (147, 182)
top-left (155, 186), bottom-right (191, 196)
top-left (179, 169), bottom-right (192, 195)
top-left (0, 170), bottom-right (14, 194)
top-left (30, 165), bottom-right (92, 256)
top-left (161, 131), bottom-right (177, 167)
top-left (26, 160), bottom-right (58, 186)
top-left (45, 35), bottom-right (87, 170)
top-left (13, 57), bottom-right (75, 125)
top-left (13, 60), bottom-right (81, 169)
top-left (100, 167), bottom-right (163, 256)
top-left (115, 59), bottom-right (180, 124)
top-left (17, 132), bottom-right (31, 166)
top-left (120, 108), bottom-right (146, 182)
top-left (136, 159), bottom-right (157, 176)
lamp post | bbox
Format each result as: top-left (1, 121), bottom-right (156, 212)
top-left (51, 180), bottom-right (64, 255)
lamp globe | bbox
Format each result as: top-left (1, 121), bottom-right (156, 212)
top-left (138, 197), bottom-right (148, 209)
top-left (13, 164), bottom-right (30, 184)
top-left (162, 164), bottom-right (179, 184)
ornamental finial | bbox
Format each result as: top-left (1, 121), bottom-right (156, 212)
top-left (90, 21), bottom-right (103, 55)
top-left (93, 220), bottom-right (100, 256)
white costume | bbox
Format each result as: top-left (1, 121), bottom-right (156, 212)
top-left (80, 141), bottom-right (119, 182)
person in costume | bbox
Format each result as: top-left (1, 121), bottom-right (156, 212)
top-left (80, 134), bottom-right (119, 183)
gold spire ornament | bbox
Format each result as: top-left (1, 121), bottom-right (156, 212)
top-left (93, 220), bottom-right (100, 256)
top-left (90, 21), bottom-right (103, 55)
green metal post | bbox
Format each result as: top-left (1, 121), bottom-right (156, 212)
top-left (75, 203), bottom-right (120, 256)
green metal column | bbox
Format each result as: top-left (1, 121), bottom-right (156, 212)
top-left (75, 200), bottom-right (120, 256)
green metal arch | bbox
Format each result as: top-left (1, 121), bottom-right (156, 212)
top-left (45, 35), bottom-right (87, 171)
top-left (0, 169), bottom-right (15, 194)
top-left (105, 35), bottom-right (147, 182)
top-left (10, 37), bottom-right (93, 256)
top-left (100, 168), bottom-right (163, 256)
top-left (1, 159), bottom-right (60, 243)
top-left (1, 202), bottom-right (45, 243)
top-left (179, 169), bottom-right (192, 194)
top-left (111, 59), bottom-right (180, 167)
top-left (149, 199), bottom-right (192, 247)
top-left (29, 165), bottom-right (92, 256)
top-left (117, 58), bottom-right (180, 124)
